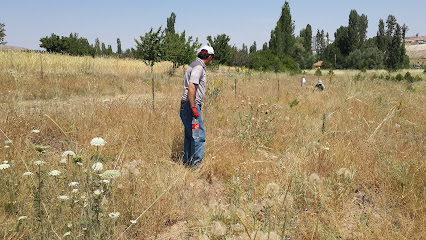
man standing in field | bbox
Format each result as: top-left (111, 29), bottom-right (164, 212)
top-left (180, 46), bottom-right (214, 167)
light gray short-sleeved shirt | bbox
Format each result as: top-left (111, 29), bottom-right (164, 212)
top-left (181, 58), bottom-right (207, 105)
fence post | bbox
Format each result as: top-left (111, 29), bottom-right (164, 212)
top-left (235, 78), bottom-right (237, 98)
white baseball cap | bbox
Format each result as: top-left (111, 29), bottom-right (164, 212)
top-left (199, 45), bottom-right (215, 58)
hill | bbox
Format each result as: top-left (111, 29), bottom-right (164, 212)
top-left (0, 45), bottom-right (30, 51)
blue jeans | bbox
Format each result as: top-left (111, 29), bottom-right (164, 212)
top-left (180, 102), bottom-right (205, 167)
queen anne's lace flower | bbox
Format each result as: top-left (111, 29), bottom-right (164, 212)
top-left (90, 137), bottom-right (106, 147)
top-left (48, 170), bottom-right (61, 176)
top-left (58, 195), bottom-right (69, 200)
top-left (101, 170), bottom-right (121, 179)
top-left (62, 151), bottom-right (76, 157)
top-left (91, 162), bottom-right (103, 172)
top-left (0, 163), bottom-right (10, 170)
top-left (33, 160), bottom-right (46, 165)
top-left (69, 182), bottom-right (79, 187)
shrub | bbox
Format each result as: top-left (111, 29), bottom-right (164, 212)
top-left (404, 72), bottom-right (414, 82)
top-left (395, 73), bottom-right (403, 81)
top-left (289, 99), bottom-right (299, 108)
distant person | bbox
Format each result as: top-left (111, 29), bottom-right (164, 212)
top-left (301, 76), bottom-right (306, 87)
top-left (180, 46), bottom-right (215, 168)
top-left (314, 79), bottom-right (325, 92)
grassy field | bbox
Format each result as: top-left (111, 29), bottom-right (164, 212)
top-left (0, 51), bottom-right (425, 239)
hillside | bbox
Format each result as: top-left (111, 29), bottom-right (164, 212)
top-left (0, 45), bottom-right (30, 51)
top-left (406, 44), bottom-right (426, 65)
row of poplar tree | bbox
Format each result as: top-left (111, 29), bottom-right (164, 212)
top-left (36, 1), bottom-right (409, 71)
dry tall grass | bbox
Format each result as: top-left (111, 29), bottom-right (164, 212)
top-left (0, 51), bottom-right (425, 239)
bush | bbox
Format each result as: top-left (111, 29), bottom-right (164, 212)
top-left (354, 73), bottom-right (365, 81)
top-left (414, 75), bottom-right (423, 82)
top-left (404, 72), bottom-right (414, 82)
top-left (289, 99), bottom-right (299, 108)
top-left (395, 73), bottom-right (403, 81)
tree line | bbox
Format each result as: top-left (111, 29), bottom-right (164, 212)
top-left (1, 1), bottom-right (410, 71)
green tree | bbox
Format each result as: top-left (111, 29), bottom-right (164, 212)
top-left (382, 15), bottom-right (409, 69)
top-left (376, 19), bottom-right (387, 52)
top-left (249, 41), bottom-right (257, 53)
top-left (348, 10), bottom-right (368, 51)
top-left (101, 43), bottom-right (107, 55)
top-left (40, 33), bottom-right (64, 52)
top-left (0, 23), bottom-right (6, 45)
top-left (163, 13), bottom-right (200, 68)
top-left (117, 38), bottom-right (122, 56)
top-left (107, 44), bottom-right (113, 55)
top-left (299, 24), bottom-right (312, 54)
top-left (232, 45), bottom-right (250, 68)
top-left (249, 49), bottom-right (281, 71)
top-left (207, 33), bottom-right (232, 65)
top-left (95, 38), bottom-right (101, 56)
top-left (242, 43), bottom-right (248, 54)
top-left (134, 27), bottom-right (164, 68)
top-left (166, 12), bottom-right (176, 35)
top-left (40, 33), bottom-right (94, 56)
top-left (315, 29), bottom-right (327, 56)
top-left (269, 1), bottom-right (295, 59)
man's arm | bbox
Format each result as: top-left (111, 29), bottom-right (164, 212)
top-left (188, 82), bottom-right (197, 107)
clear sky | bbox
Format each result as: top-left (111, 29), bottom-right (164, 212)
top-left (2, 0), bottom-right (425, 51)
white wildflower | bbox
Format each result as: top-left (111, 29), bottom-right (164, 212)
top-left (4, 145), bottom-right (10, 148)
top-left (309, 173), bottom-right (322, 185)
top-left (58, 195), bottom-right (69, 201)
top-left (33, 160), bottom-right (46, 166)
top-left (32, 130), bottom-right (40, 133)
top-left (3, 161), bottom-right (8, 164)
top-left (211, 221), bottom-right (227, 236)
top-left (130, 220), bottom-right (137, 224)
top-left (23, 172), bottom-right (33, 176)
top-left (69, 182), bottom-right (79, 187)
top-left (18, 216), bottom-right (28, 221)
top-left (0, 163), bottom-right (10, 170)
top-left (108, 212), bottom-right (120, 219)
top-left (93, 190), bottom-right (102, 195)
top-left (62, 151), bottom-right (76, 158)
top-left (76, 162), bottom-right (83, 166)
top-left (72, 189), bottom-right (79, 193)
top-left (90, 137), bottom-right (106, 147)
top-left (63, 231), bottom-right (71, 237)
top-left (101, 170), bottom-right (121, 179)
top-left (48, 170), bottom-right (61, 176)
top-left (101, 179), bottom-right (110, 184)
top-left (91, 162), bottom-right (103, 172)
top-left (265, 182), bottom-right (280, 197)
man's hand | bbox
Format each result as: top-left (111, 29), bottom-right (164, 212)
top-left (191, 106), bottom-right (199, 118)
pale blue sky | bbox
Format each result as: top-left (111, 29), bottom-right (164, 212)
top-left (2, 0), bottom-right (425, 50)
